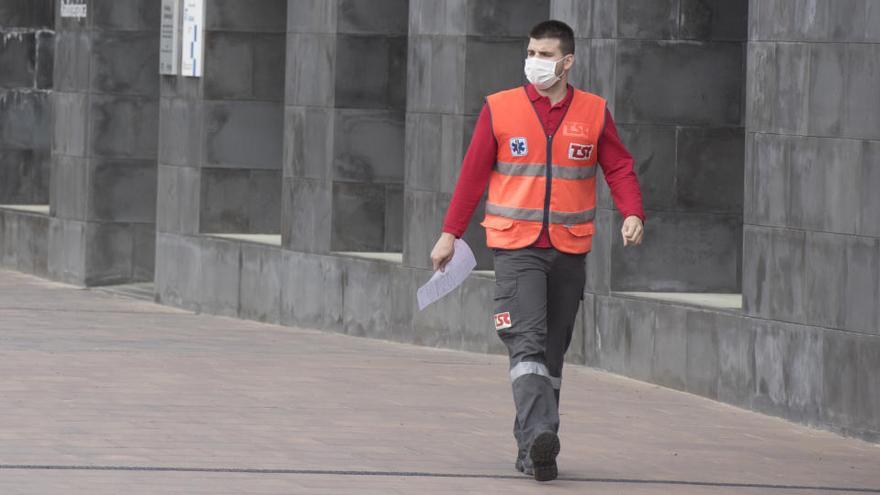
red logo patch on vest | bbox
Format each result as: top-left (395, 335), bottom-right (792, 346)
top-left (568, 143), bottom-right (594, 161)
top-left (562, 122), bottom-right (589, 137)
top-left (494, 312), bottom-right (512, 331)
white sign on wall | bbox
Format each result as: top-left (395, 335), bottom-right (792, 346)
top-left (181, 0), bottom-right (205, 77)
top-left (60, 0), bottom-right (87, 18)
top-left (159, 0), bottom-right (181, 75)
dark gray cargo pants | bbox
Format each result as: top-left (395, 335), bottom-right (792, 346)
top-left (492, 247), bottom-right (586, 460)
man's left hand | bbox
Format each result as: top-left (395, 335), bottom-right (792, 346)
top-left (621, 215), bottom-right (644, 247)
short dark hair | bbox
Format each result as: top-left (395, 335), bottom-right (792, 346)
top-left (529, 20), bottom-right (575, 55)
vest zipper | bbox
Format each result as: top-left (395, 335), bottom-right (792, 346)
top-left (542, 134), bottom-right (552, 231)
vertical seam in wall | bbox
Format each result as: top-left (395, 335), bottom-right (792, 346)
top-left (802, 41), bottom-right (813, 137)
top-left (82, 13), bottom-right (94, 272)
top-left (236, 243), bottom-right (243, 317)
top-left (675, 0), bottom-right (682, 40)
top-left (672, 126), bottom-right (679, 208)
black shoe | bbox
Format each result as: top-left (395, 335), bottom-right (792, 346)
top-left (528, 431), bottom-right (560, 482)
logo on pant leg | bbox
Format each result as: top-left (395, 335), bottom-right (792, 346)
top-left (494, 312), bottom-right (512, 331)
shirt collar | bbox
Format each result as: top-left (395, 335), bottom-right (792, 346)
top-left (525, 83), bottom-right (574, 107)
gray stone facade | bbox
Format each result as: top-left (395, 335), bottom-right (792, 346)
top-left (1, 0), bottom-right (878, 441)
top-left (47, 0), bottom-right (160, 286)
top-left (0, 0), bottom-right (54, 205)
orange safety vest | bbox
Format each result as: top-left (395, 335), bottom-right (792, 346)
top-left (481, 86), bottom-right (606, 254)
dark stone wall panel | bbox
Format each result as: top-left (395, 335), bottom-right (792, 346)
top-left (331, 181), bottom-right (386, 252)
top-left (466, 0), bottom-right (550, 37)
top-left (615, 124), bottom-right (676, 211)
top-left (617, 0), bottom-right (677, 39)
top-left (280, 251), bottom-right (344, 331)
top-left (0, 150), bottom-right (50, 204)
top-left (204, 100), bottom-right (283, 169)
top-left (89, 158), bottom-right (157, 224)
top-left (199, 168), bottom-right (281, 234)
top-left (612, 211), bottom-right (742, 292)
top-left (334, 34), bottom-right (407, 110)
top-left (406, 35), bottom-right (466, 114)
top-left (338, 0), bottom-right (408, 35)
top-left (285, 33), bottom-right (335, 107)
top-left (333, 109), bottom-right (405, 183)
top-left (753, 319), bottom-right (823, 424)
top-left (89, 95), bottom-right (159, 160)
top-left (404, 112), bottom-right (466, 194)
top-left (91, 0), bottom-right (161, 31)
top-left (48, 217), bottom-right (86, 285)
top-left (34, 30), bottom-right (53, 89)
top-left (675, 127), bottom-right (744, 213)
top-left (680, 0), bottom-right (749, 41)
top-left (463, 37), bottom-right (526, 115)
top-left (282, 177), bottom-right (331, 253)
top-left (384, 184), bottom-right (404, 252)
top-left (402, 189), bottom-right (449, 270)
top-left (651, 304), bottom-right (688, 391)
top-left (0, 31), bottom-right (35, 87)
top-left (408, 0), bottom-right (466, 36)
top-left (51, 91), bottom-right (89, 157)
top-left (204, 32), bottom-right (286, 101)
top-left (283, 105), bottom-right (333, 180)
top-left (741, 225), bottom-right (806, 323)
top-left (91, 30), bottom-right (160, 96)
top-left (0, 0), bottom-right (53, 27)
top-left (0, 89), bottom-right (51, 150)
top-left (239, 243), bottom-right (283, 324)
top-left (83, 221), bottom-right (135, 286)
top-left (50, 154), bottom-right (87, 221)
top-left (615, 40), bottom-right (744, 126)
top-left (207, 0), bottom-right (287, 32)
top-left (0, 209), bottom-right (49, 277)
top-left (53, 30), bottom-right (91, 92)
top-left (158, 97), bottom-right (203, 168)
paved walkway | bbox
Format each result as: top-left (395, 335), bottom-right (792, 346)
top-left (0, 269), bottom-right (878, 494)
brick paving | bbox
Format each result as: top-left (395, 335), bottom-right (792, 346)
top-left (0, 268), bottom-right (878, 494)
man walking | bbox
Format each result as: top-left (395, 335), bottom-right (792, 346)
top-left (430, 20), bottom-right (645, 482)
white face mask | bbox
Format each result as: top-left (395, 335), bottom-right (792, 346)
top-left (524, 56), bottom-right (564, 90)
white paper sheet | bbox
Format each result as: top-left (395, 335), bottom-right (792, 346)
top-left (417, 238), bottom-right (477, 311)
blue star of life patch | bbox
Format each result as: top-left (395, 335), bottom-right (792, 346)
top-left (509, 137), bottom-right (528, 157)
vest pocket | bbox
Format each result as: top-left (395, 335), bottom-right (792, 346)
top-left (480, 216), bottom-right (515, 231)
top-left (562, 223), bottom-right (594, 237)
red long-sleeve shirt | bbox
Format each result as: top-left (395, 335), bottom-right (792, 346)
top-left (442, 83), bottom-right (645, 248)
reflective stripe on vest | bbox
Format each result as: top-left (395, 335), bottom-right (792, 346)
top-left (495, 161), bottom-right (598, 180)
top-left (485, 203), bottom-right (596, 225)
top-left (482, 86), bottom-right (606, 254)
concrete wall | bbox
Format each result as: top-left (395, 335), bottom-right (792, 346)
top-left (48, 0), bottom-right (160, 286)
top-left (0, 0), bottom-right (54, 204)
top-left (552, 0), bottom-right (747, 293)
top-left (157, 0), bottom-right (286, 257)
top-left (283, 0), bottom-right (408, 254)
top-left (198, 0), bottom-right (286, 234)
top-left (741, 0), bottom-right (880, 437)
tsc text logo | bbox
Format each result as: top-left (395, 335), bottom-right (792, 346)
top-left (494, 312), bottom-right (512, 331)
top-left (568, 143), bottom-right (593, 161)
top-left (509, 137), bottom-right (528, 157)
top-left (562, 122), bottom-right (589, 137)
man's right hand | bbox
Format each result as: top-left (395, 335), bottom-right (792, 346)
top-left (430, 233), bottom-right (456, 272)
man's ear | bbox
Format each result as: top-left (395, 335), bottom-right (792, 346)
top-left (563, 54), bottom-right (574, 72)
